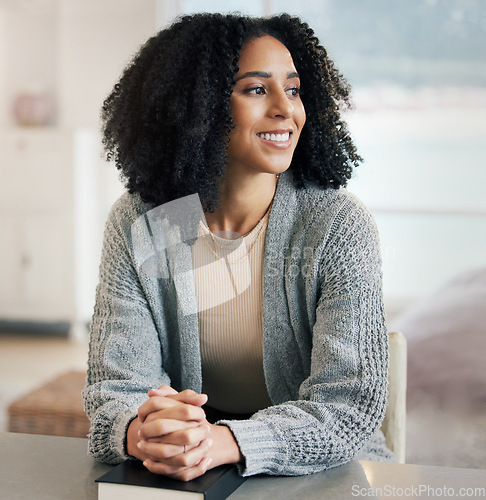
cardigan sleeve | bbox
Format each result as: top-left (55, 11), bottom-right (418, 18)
top-left (82, 199), bottom-right (171, 464)
top-left (220, 198), bottom-right (390, 476)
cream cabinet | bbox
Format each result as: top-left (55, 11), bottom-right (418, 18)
top-left (0, 129), bottom-right (75, 323)
top-left (0, 127), bottom-right (119, 337)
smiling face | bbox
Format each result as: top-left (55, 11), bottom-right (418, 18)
top-left (226, 35), bottom-right (306, 178)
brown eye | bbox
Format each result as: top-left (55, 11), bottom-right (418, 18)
top-left (286, 87), bottom-right (301, 97)
top-left (246, 86), bottom-right (266, 95)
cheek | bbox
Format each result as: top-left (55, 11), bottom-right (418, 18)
top-left (229, 99), bottom-right (248, 131)
top-left (297, 102), bottom-right (306, 129)
top-left (231, 98), bottom-right (263, 132)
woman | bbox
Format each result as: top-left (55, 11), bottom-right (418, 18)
top-left (83, 13), bottom-right (394, 481)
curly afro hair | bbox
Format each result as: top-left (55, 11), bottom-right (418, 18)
top-left (102, 13), bottom-right (361, 211)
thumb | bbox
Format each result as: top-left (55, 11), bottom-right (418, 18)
top-left (169, 389), bottom-right (208, 407)
top-left (148, 384), bottom-right (178, 397)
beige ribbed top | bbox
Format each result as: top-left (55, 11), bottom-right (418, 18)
top-left (191, 213), bottom-right (272, 414)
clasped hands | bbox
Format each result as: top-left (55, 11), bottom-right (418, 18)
top-left (126, 385), bottom-right (242, 481)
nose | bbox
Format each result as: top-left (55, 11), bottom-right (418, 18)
top-left (268, 89), bottom-right (294, 119)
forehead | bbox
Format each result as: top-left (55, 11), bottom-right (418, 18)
top-left (237, 35), bottom-right (297, 73)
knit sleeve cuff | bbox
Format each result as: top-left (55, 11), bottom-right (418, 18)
top-left (87, 403), bottom-right (139, 465)
top-left (217, 418), bottom-right (288, 476)
top-left (111, 407), bottom-right (139, 462)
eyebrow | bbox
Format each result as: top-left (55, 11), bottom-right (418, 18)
top-left (236, 71), bottom-right (300, 81)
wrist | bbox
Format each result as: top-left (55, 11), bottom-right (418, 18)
top-left (209, 424), bottom-right (243, 467)
top-left (126, 417), bottom-right (143, 459)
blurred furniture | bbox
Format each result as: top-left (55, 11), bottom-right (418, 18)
top-left (0, 128), bottom-right (116, 339)
top-left (389, 269), bottom-right (486, 469)
top-left (381, 331), bottom-right (407, 463)
top-left (0, 130), bottom-right (75, 324)
top-left (391, 268), bottom-right (486, 413)
top-left (7, 370), bottom-right (89, 438)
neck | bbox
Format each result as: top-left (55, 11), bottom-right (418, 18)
top-left (205, 172), bottom-right (279, 236)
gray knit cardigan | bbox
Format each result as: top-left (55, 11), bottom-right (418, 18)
top-left (83, 170), bottom-right (394, 477)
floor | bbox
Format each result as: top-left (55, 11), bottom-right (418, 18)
top-left (0, 333), bottom-right (88, 432)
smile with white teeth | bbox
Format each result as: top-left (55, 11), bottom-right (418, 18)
top-left (257, 132), bottom-right (290, 142)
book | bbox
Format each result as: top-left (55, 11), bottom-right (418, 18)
top-left (96, 459), bottom-right (246, 499)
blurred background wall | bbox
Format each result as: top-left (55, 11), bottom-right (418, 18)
top-left (0, 0), bottom-right (485, 335)
top-left (0, 0), bottom-right (156, 336)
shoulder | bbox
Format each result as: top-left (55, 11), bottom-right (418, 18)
top-left (297, 184), bottom-right (369, 221)
top-left (278, 171), bottom-right (376, 235)
top-left (301, 187), bottom-right (380, 260)
top-left (106, 191), bottom-right (154, 231)
top-left (269, 174), bottom-right (381, 275)
top-left (100, 192), bottom-right (156, 260)
top-left (287, 181), bottom-right (383, 288)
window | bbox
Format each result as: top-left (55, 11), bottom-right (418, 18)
top-left (159, 0), bottom-right (486, 312)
